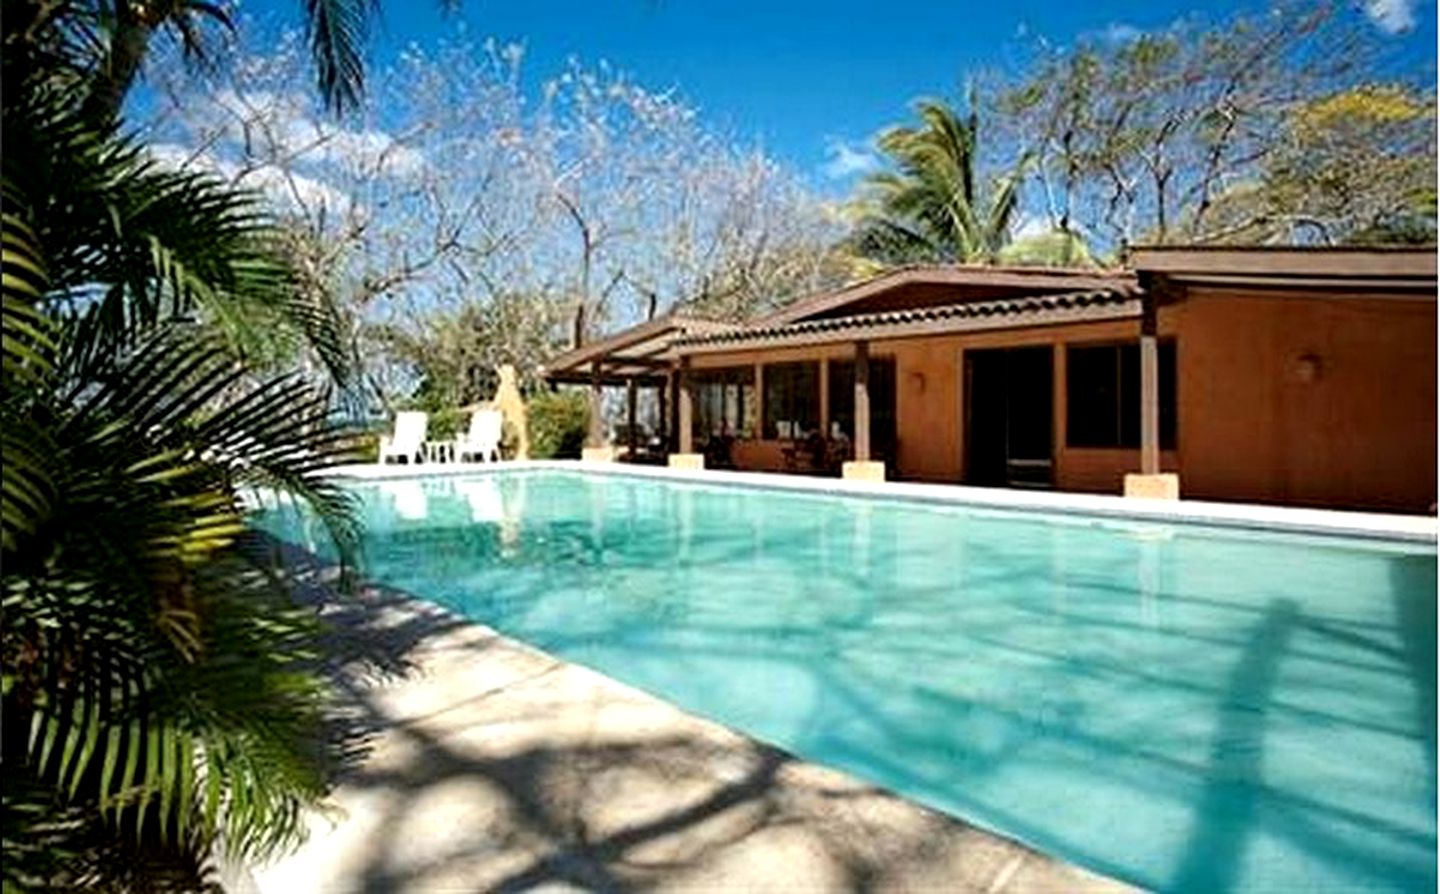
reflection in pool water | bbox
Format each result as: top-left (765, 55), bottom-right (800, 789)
top-left (259, 471), bottom-right (1438, 894)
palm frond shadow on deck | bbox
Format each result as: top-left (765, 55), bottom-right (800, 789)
top-left (263, 540), bottom-right (1107, 894)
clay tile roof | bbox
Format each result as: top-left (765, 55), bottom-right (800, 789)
top-left (673, 286), bottom-right (1141, 351)
top-left (754, 264), bottom-right (1136, 327)
top-left (541, 314), bottom-right (736, 381)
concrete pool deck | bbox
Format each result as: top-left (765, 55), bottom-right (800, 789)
top-left (245, 546), bottom-right (1137, 893)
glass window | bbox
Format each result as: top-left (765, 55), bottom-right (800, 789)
top-left (763, 362), bottom-right (819, 439)
top-left (691, 367), bottom-right (755, 441)
top-left (1066, 341), bottom-right (1176, 449)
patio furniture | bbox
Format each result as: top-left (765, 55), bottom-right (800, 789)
top-left (456, 408), bottom-right (503, 463)
top-left (378, 411), bottom-right (428, 464)
top-left (781, 432), bottom-right (851, 476)
top-left (702, 434), bottom-right (736, 469)
top-left (423, 439), bottom-right (456, 464)
top-left (614, 423), bottom-right (666, 464)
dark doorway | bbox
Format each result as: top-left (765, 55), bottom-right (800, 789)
top-left (964, 346), bottom-right (1054, 488)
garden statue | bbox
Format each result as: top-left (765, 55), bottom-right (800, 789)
top-left (490, 363), bottom-right (530, 460)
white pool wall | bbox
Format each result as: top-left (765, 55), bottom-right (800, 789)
top-left (323, 460), bottom-right (1438, 544)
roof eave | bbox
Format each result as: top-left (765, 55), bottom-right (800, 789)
top-left (1129, 245), bottom-right (1438, 281)
top-left (678, 296), bottom-right (1142, 355)
top-left (754, 265), bottom-right (1137, 327)
top-left (542, 314), bottom-right (735, 377)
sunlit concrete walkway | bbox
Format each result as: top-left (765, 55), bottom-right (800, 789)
top-left (243, 548), bottom-right (1135, 893)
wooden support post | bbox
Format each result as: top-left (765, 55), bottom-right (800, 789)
top-left (755, 363), bottom-right (765, 438)
top-left (667, 369), bottom-right (679, 452)
top-left (1139, 300), bottom-right (1160, 476)
top-left (625, 377), bottom-right (638, 459)
top-left (818, 357), bottom-right (830, 437)
top-left (1124, 275), bottom-right (1177, 499)
top-left (587, 362), bottom-right (604, 449)
top-left (854, 340), bottom-right (871, 462)
top-left (678, 359), bottom-right (694, 455)
top-left (657, 377), bottom-right (668, 449)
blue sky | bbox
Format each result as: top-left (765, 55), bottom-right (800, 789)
top-left (236, 0), bottom-right (1435, 188)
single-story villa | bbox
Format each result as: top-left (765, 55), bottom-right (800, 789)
top-left (542, 246), bottom-right (1437, 514)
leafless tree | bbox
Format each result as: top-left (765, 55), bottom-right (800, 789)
top-left (140, 26), bottom-right (844, 406)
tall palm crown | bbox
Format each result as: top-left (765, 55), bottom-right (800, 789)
top-left (6, 0), bottom-right (379, 122)
top-left (855, 98), bottom-right (1028, 266)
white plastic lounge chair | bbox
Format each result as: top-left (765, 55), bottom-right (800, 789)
top-left (378, 411), bottom-right (428, 465)
top-left (456, 408), bottom-right (503, 463)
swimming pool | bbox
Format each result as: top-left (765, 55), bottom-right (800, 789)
top-left (260, 469), bottom-right (1437, 892)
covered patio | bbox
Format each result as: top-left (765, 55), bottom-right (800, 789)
top-left (540, 315), bottom-right (737, 463)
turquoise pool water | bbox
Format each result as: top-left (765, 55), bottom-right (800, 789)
top-left (260, 471), bottom-right (1437, 893)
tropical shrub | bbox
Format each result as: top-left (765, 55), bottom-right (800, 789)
top-left (528, 390), bottom-right (589, 459)
top-left (2, 2), bottom-right (371, 886)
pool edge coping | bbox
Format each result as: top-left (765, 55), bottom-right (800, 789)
top-left (326, 460), bottom-right (1438, 545)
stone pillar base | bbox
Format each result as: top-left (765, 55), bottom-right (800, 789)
top-left (1124, 472), bottom-right (1180, 500)
top-left (581, 446), bottom-right (617, 463)
top-left (842, 461), bottom-right (886, 482)
top-left (667, 453), bottom-right (705, 470)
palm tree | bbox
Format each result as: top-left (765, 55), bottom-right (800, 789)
top-left (854, 97), bottom-right (1029, 266)
top-left (7, 0), bottom-right (380, 123)
top-left (2, 6), bottom-right (367, 888)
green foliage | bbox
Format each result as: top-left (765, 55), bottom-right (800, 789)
top-left (4, 0), bottom-right (379, 121)
top-left (1173, 83), bottom-right (1437, 246)
top-left (3, 5), bottom-right (367, 887)
top-left (1266, 84), bottom-right (1435, 244)
top-left (375, 293), bottom-right (569, 412)
top-left (410, 403), bottom-right (469, 440)
top-left (528, 390), bottom-right (589, 459)
top-left (853, 97), bottom-right (1029, 266)
top-left (991, 2), bottom-right (1430, 247)
top-left (997, 229), bottom-right (1097, 267)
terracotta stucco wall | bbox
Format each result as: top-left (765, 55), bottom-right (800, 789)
top-left (1170, 288), bottom-right (1436, 512)
top-left (686, 317), bottom-right (1167, 486)
top-left (880, 319), bottom-right (1181, 488)
top-left (681, 290), bottom-right (1434, 511)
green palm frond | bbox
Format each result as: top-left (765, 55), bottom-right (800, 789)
top-left (3, 188), bottom-right (60, 553)
top-left (2, 208), bottom-right (57, 387)
top-left (304, 0), bottom-right (377, 115)
top-left (4, 25), bottom-right (366, 883)
top-left (857, 97), bottom-right (1029, 266)
top-left (8, 323), bottom-right (360, 877)
top-left (5, 88), bottom-right (355, 391)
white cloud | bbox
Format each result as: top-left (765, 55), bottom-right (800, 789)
top-left (1100, 22), bottom-right (1142, 44)
top-left (146, 142), bottom-right (352, 213)
top-left (281, 118), bottom-right (428, 177)
top-left (1363, 0), bottom-right (1416, 33)
top-left (146, 142), bottom-right (204, 170)
top-left (237, 166), bottom-right (352, 212)
top-left (1013, 215), bottom-right (1053, 240)
top-left (205, 88), bottom-right (427, 178)
top-left (821, 138), bottom-right (880, 180)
